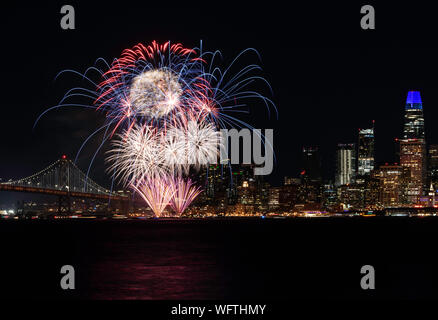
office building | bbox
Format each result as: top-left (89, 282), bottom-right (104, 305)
top-left (373, 164), bottom-right (409, 207)
top-left (335, 143), bottom-right (356, 186)
top-left (358, 126), bottom-right (375, 176)
top-left (400, 91), bottom-right (427, 203)
top-left (301, 146), bottom-right (322, 183)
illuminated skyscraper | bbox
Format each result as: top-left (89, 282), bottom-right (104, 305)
top-left (358, 126), bottom-right (374, 176)
top-left (403, 90), bottom-right (425, 140)
top-left (335, 143), bottom-right (356, 186)
top-left (400, 91), bottom-right (427, 203)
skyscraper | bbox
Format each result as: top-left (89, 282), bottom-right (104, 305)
top-left (197, 164), bottom-right (225, 209)
top-left (299, 146), bottom-right (322, 206)
top-left (322, 182), bottom-right (338, 211)
top-left (400, 91), bottom-right (427, 203)
top-left (358, 126), bottom-right (374, 176)
top-left (335, 143), bottom-right (356, 186)
top-left (236, 164), bottom-right (257, 207)
top-left (403, 90), bottom-right (425, 140)
top-left (301, 146), bottom-right (322, 183)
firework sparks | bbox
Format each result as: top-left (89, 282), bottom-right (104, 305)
top-left (95, 41), bottom-right (207, 133)
top-left (166, 119), bottom-right (222, 173)
top-left (106, 124), bottom-right (167, 186)
top-left (128, 69), bottom-right (182, 118)
top-left (169, 176), bottom-right (202, 216)
top-left (131, 175), bottom-right (175, 217)
top-left (106, 118), bottom-right (222, 185)
top-left (38, 40), bottom-right (276, 139)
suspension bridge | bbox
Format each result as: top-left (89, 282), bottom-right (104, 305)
top-left (0, 155), bottom-right (129, 214)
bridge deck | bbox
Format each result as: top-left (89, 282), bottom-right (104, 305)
top-left (0, 184), bottom-right (128, 201)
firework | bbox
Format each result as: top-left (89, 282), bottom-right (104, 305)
top-left (36, 40), bottom-right (276, 215)
top-left (106, 118), bottom-right (222, 185)
top-left (169, 176), bottom-right (202, 216)
top-left (165, 119), bottom-right (222, 173)
top-left (95, 41), bottom-right (208, 134)
top-left (37, 41), bottom-right (276, 138)
top-left (131, 175), bottom-right (174, 217)
top-left (106, 124), bottom-right (167, 186)
top-left (128, 69), bottom-right (182, 118)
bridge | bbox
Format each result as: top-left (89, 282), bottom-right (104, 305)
top-left (0, 155), bottom-right (129, 214)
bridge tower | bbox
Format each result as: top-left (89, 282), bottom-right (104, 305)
top-left (57, 155), bottom-right (71, 215)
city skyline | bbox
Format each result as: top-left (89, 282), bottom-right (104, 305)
top-left (2, 90), bottom-right (438, 213)
top-left (3, 3), bottom-right (438, 214)
top-left (298, 90), bottom-right (427, 184)
top-left (190, 90), bottom-right (438, 215)
top-left (0, 89), bottom-right (432, 183)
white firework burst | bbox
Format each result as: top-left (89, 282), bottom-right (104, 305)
top-left (106, 124), bottom-right (167, 186)
top-left (166, 119), bottom-right (221, 172)
top-left (107, 118), bottom-right (222, 188)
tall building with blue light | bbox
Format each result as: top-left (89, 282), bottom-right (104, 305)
top-left (403, 90), bottom-right (425, 140)
top-left (400, 91), bottom-right (427, 203)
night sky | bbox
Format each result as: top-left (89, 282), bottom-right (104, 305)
top-left (2, 2), bottom-right (438, 203)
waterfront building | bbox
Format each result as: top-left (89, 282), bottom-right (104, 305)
top-left (268, 187), bottom-right (280, 211)
top-left (322, 182), bottom-right (339, 211)
top-left (373, 164), bottom-right (409, 207)
top-left (337, 184), bottom-right (363, 210)
top-left (279, 183), bottom-right (300, 211)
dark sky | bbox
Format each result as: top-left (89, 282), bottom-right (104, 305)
top-left (2, 1), bottom-right (438, 202)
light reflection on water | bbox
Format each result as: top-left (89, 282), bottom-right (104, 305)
top-left (85, 223), bottom-right (229, 299)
